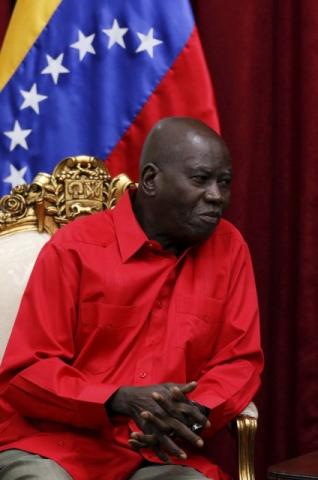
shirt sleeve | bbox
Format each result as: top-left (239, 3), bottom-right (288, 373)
top-left (0, 239), bottom-right (120, 431)
top-left (189, 240), bottom-right (264, 435)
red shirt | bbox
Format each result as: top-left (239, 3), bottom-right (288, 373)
top-left (0, 192), bottom-right (263, 480)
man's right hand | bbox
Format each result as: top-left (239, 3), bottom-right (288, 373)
top-left (106, 382), bottom-right (210, 462)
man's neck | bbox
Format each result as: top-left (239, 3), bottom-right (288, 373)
top-left (132, 194), bottom-right (186, 257)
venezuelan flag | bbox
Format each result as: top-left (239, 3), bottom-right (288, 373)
top-left (0, 0), bottom-right (219, 195)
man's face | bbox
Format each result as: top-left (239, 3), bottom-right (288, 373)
top-left (153, 133), bottom-right (232, 248)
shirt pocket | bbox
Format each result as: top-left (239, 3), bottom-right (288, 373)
top-left (74, 301), bottom-right (144, 374)
top-left (175, 294), bottom-right (224, 372)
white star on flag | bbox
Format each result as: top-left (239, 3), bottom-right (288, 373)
top-left (136, 28), bottom-right (163, 58)
top-left (41, 53), bottom-right (70, 84)
top-left (20, 83), bottom-right (48, 114)
top-left (103, 18), bottom-right (128, 49)
top-left (70, 30), bottom-right (96, 61)
top-left (3, 164), bottom-right (28, 188)
top-left (3, 120), bottom-right (32, 151)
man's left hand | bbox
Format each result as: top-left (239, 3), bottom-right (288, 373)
top-left (128, 388), bottom-right (210, 462)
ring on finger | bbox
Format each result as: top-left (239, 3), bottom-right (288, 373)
top-left (191, 423), bottom-right (203, 433)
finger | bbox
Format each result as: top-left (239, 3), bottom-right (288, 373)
top-left (158, 434), bottom-right (188, 460)
top-left (129, 432), bottom-right (171, 463)
top-left (146, 411), bottom-right (204, 448)
top-left (136, 416), bottom-right (189, 461)
top-left (130, 431), bottom-right (176, 463)
top-left (134, 411), bottom-right (162, 436)
top-left (151, 392), bottom-right (187, 423)
top-left (172, 394), bottom-right (211, 429)
top-left (178, 381), bottom-right (197, 394)
top-left (128, 438), bottom-right (174, 464)
top-left (180, 402), bottom-right (211, 428)
top-left (140, 410), bottom-right (171, 433)
top-left (168, 381), bottom-right (197, 403)
top-left (138, 423), bottom-right (188, 460)
top-left (129, 437), bottom-right (172, 463)
top-left (130, 431), bottom-right (157, 446)
top-left (141, 410), bottom-right (203, 448)
top-left (171, 386), bottom-right (184, 401)
top-left (204, 418), bottom-right (211, 429)
top-left (153, 446), bottom-right (171, 463)
top-left (140, 412), bottom-right (190, 457)
top-left (131, 429), bottom-right (186, 460)
top-left (128, 439), bottom-right (148, 450)
top-left (164, 382), bottom-right (197, 402)
top-left (151, 392), bottom-right (209, 429)
top-left (169, 418), bottom-right (204, 447)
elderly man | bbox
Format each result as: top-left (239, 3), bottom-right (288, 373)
top-left (0, 118), bottom-right (263, 480)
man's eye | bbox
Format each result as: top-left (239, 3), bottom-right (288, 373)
top-left (218, 177), bottom-right (232, 187)
top-left (192, 175), bottom-right (208, 183)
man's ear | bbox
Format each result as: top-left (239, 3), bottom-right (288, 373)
top-left (140, 163), bottom-right (159, 197)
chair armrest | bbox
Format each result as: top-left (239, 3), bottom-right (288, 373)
top-left (236, 402), bottom-right (258, 480)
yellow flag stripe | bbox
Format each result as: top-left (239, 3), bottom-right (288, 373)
top-left (0, 0), bottom-right (62, 92)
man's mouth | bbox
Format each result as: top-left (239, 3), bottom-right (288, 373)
top-left (197, 211), bottom-right (221, 224)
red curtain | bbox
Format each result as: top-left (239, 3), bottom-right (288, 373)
top-left (192, 0), bottom-right (318, 478)
top-left (0, 0), bottom-right (14, 49)
top-left (1, 2), bottom-right (318, 479)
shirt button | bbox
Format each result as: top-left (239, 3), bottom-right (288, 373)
top-left (148, 242), bottom-right (153, 248)
top-left (139, 372), bottom-right (147, 378)
top-left (157, 300), bottom-right (163, 308)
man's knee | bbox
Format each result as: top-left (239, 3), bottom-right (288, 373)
top-left (0, 449), bottom-right (72, 480)
top-left (129, 464), bottom-right (211, 480)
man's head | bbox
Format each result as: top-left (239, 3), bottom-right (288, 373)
top-left (134, 117), bottom-right (232, 253)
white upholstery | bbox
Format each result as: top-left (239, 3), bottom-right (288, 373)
top-left (0, 230), bottom-right (50, 361)
top-left (240, 401), bottom-right (258, 419)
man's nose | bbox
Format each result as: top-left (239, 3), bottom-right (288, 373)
top-left (204, 181), bottom-right (222, 202)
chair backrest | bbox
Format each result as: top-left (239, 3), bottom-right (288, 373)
top-left (0, 156), bottom-right (135, 361)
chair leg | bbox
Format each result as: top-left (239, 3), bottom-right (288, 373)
top-left (236, 415), bottom-right (258, 480)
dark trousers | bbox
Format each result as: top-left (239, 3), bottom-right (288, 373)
top-left (0, 449), bottom-right (211, 479)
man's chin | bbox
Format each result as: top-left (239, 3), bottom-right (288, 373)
top-left (182, 222), bottom-right (219, 247)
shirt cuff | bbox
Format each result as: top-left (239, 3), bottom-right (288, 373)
top-left (75, 383), bottom-right (120, 429)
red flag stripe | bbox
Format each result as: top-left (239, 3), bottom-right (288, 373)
top-left (106, 27), bottom-right (220, 181)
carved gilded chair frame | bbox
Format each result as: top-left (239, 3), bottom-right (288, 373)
top-left (0, 156), bottom-right (135, 237)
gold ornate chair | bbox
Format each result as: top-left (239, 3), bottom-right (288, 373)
top-left (0, 155), bottom-right (257, 480)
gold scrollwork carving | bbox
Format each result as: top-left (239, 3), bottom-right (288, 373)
top-left (1, 192), bottom-right (26, 217)
top-left (49, 155), bottom-right (111, 227)
top-left (108, 173), bottom-right (137, 209)
top-left (0, 156), bottom-right (136, 237)
top-left (0, 185), bottom-right (31, 235)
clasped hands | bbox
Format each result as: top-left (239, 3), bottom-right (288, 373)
top-left (107, 381), bottom-right (210, 463)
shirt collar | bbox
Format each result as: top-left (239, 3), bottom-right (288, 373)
top-left (112, 190), bottom-right (149, 263)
